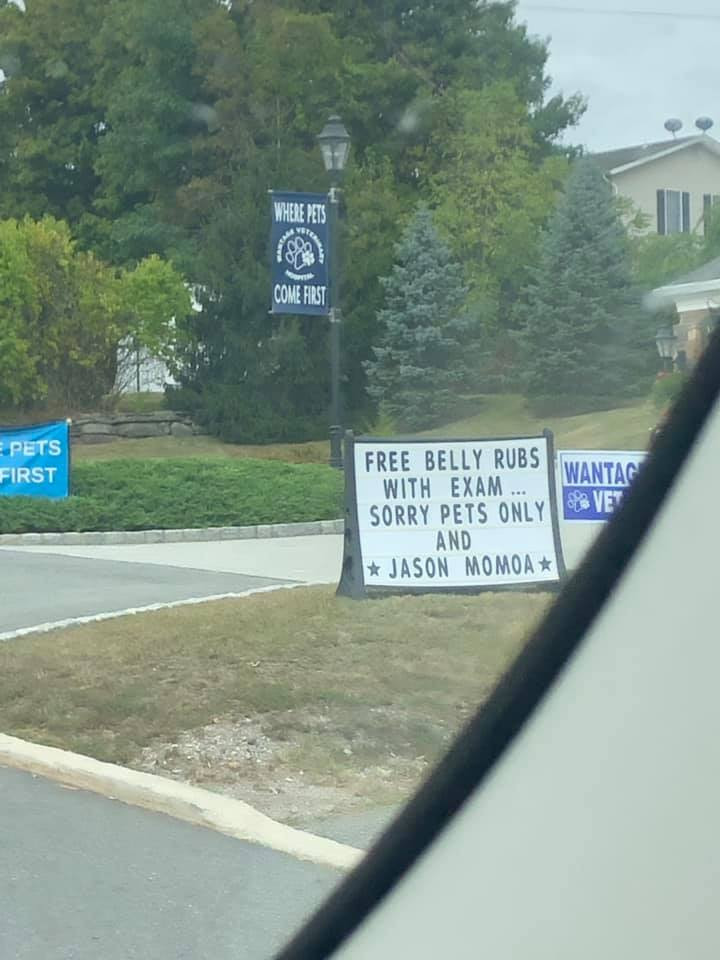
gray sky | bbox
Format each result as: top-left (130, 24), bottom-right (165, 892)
top-left (514, 1), bottom-right (720, 151)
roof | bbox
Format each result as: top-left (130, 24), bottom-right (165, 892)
top-left (667, 255), bottom-right (720, 287)
top-left (593, 134), bottom-right (720, 175)
top-left (645, 253), bottom-right (720, 309)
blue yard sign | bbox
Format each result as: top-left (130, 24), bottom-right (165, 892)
top-left (270, 191), bottom-right (330, 316)
top-left (0, 421), bottom-right (71, 499)
top-left (558, 450), bottom-right (646, 522)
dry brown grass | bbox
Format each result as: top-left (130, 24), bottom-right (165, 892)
top-left (0, 587), bottom-right (550, 817)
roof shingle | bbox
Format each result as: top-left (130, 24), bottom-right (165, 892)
top-left (668, 255), bottom-right (720, 286)
top-left (593, 136), bottom-right (699, 173)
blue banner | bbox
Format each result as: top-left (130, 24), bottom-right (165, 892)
top-left (0, 421), bottom-right (70, 499)
top-left (558, 450), bottom-right (645, 521)
top-left (270, 191), bottom-right (330, 315)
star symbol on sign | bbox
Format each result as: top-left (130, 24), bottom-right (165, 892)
top-left (368, 562), bottom-right (380, 577)
top-left (539, 556), bottom-right (552, 572)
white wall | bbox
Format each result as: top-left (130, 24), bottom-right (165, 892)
top-left (115, 339), bottom-right (175, 394)
top-left (613, 141), bottom-right (720, 234)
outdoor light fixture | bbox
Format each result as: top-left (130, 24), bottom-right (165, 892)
top-left (655, 325), bottom-right (677, 372)
top-left (317, 115), bottom-right (351, 470)
top-left (317, 115), bottom-right (351, 176)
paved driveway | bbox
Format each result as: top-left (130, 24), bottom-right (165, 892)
top-left (0, 534), bottom-right (343, 635)
top-left (0, 549), bottom-right (287, 635)
top-left (1, 766), bottom-right (338, 960)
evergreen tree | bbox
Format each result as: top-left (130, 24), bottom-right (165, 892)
top-left (514, 158), bottom-right (656, 412)
top-left (364, 205), bottom-right (472, 430)
top-left (0, 0), bottom-right (106, 228)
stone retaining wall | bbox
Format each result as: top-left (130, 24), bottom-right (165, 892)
top-left (71, 412), bottom-right (205, 443)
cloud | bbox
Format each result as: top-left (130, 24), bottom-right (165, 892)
top-left (515, 1), bottom-right (719, 150)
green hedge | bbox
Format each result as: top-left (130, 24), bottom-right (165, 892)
top-left (0, 458), bottom-right (344, 533)
top-left (650, 372), bottom-right (688, 410)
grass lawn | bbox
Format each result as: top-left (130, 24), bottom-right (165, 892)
top-left (74, 394), bottom-right (657, 464)
top-left (73, 435), bottom-right (330, 464)
top-left (0, 587), bottom-right (549, 822)
top-left (428, 394), bottom-right (656, 451)
top-left (0, 394), bottom-right (655, 533)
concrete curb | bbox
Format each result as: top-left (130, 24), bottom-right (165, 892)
top-left (0, 518), bottom-right (344, 547)
top-left (0, 733), bottom-right (363, 873)
top-left (0, 581), bottom-right (326, 644)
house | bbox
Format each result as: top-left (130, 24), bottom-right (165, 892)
top-left (114, 337), bottom-right (176, 394)
top-left (645, 255), bottom-right (720, 367)
top-left (594, 132), bottom-right (720, 236)
top-left (113, 284), bottom-right (203, 394)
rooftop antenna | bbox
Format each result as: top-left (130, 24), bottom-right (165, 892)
top-left (664, 118), bottom-right (683, 139)
top-left (696, 116), bottom-right (714, 134)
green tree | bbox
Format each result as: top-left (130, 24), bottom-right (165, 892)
top-left (364, 205), bottom-right (472, 429)
top-left (0, 216), bottom-right (190, 409)
top-left (0, 0), bottom-right (584, 436)
top-left (90, 0), bottom-right (218, 263)
top-left (629, 199), bottom-right (720, 292)
top-left (170, 1), bottom-right (582, 435)
top-left (0, 0), bottom-right (105, 229)
top-left (119, 255), bottom-right (192, 372)
top-left (630, 233), bottom-right (704, 292)
top-left (704, 203), bottom-right (720, 260)
top-left (0, 219), bottom-right (43, 406)
top-left (514, 159), bottom-right (656, 412)
top-left (430, 83), bottom-right (569, 322)
top-left (0, 217), bottom-right (122, 407)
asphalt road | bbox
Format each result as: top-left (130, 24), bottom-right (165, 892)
top-left (300, 806), bottom-right (400, 851)
top-left (1, 766), bottom-right (339, 960)
top-left (0, 549), bottom-right (288, 634)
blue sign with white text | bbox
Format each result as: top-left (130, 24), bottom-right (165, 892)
top-left (0, 421), bottom-right (70, 499)
top-left (558, 450), bottom-right (646, 521)
top-left (270, 191), bottom-right (330, 316)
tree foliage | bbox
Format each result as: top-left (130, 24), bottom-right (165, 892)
top-left (630, 202), bottom-right (720, 292)
top-left (429, 83), bottom-right (569, 323)
top-left (0, 217), bottom-right (190, 409)
top-left (0, 0), bottom-right (584, 432)
top-left (514, 159), bottom-right (656, 412)
top-left (364, 206), bottom-right (472, 429)
top-left (0, 0), bottom-right (105, 228)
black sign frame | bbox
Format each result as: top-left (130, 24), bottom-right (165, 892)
top-left (337, 430), bottom-right (567, 598)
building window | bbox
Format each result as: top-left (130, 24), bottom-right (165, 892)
top-left (703, 194), bottom-right (720, 235)
top-left (657, 189), bottom-right (690, 235)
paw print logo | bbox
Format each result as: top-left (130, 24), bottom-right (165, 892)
top-left (567, 489), bottom-right (591, 513)
top-left (285, 236), bottom-right (316, 272)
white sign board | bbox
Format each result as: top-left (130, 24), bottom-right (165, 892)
top-left (340, 435), bottom-right (564, 595)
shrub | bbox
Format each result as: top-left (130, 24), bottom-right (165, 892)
top-left (650, 371), bottom-right (688, 409)
top-left (166, 383), bottom-right (328, 444)
top-left (0, 458), bottom-right (343, 533)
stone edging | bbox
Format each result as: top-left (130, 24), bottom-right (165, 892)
top-left (0, 518), bottom-right (344, 547)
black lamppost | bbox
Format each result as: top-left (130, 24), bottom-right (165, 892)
top-left (317, 114), bottom-right (351, 469)
top-left (655, 325), bottom-right (677, 372)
